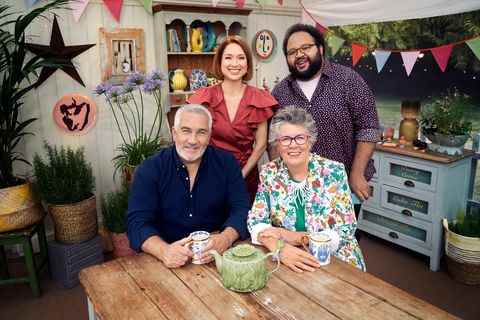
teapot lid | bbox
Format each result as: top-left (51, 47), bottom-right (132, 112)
top-left (232, 244), bottom-right (256, 257)
top-left (224, 244), bottom-right (263, 263)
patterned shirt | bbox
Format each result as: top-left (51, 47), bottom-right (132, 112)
top-left (272, 61), bottom-right (380, 180)
top-left (247, 154), bottom-right (366, 271)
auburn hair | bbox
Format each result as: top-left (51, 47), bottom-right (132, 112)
top-left (212, 35), bottom-right (253, 81)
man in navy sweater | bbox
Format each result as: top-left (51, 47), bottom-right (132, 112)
top-left (127, 104), bottom-right (250, 268)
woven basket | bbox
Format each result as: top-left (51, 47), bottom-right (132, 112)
top-left (443, 218), bottom-right (480, 285)
top-left (48, 195), bottom-right (98, 244)
top-left (0, 183), bottom-right (45, 232)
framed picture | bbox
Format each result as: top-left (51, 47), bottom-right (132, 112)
top-left (99, 28), bottom-right (145, 83)
top-left (252, 29), bottom-right (277, 61)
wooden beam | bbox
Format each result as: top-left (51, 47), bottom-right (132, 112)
top-left (153, 4), bottom-right (252, 15)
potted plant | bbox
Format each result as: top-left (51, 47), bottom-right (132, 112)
top-left (101, 184), bottom-right (135, 257)
top-left (420, 88), bottom-right (473, 156)
top-left (95, 71), bottom-right (171, 184)
top-left (0, 0), bottom-right (70, 232)
top-left (33, 142), bottom-right (97, 244)
top-left (443, 211), bottom-right (480, 285)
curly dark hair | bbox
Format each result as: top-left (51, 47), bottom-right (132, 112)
top-left (282, 23), bottom-right (325, 55)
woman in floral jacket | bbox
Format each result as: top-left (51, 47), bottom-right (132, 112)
top-left (247, 107), bottom-right (366, 272)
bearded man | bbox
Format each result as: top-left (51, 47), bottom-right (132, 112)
top-left (271, 24), bottom-right (380, 234)
top-left (127, 104), bottom-right (250, 268)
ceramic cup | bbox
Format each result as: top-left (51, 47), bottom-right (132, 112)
top-left (302, 232), bottom-right (332, 266)
top-left (188, 231), bottom-right (210, 264)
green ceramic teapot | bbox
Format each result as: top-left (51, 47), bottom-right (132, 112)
top-left (209, 242), bottom-right (283, 292)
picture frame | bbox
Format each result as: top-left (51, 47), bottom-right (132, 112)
top-left (99, 28), bottom-right (145, 84)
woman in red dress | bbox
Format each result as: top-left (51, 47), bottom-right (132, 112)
top-left (188, 36), bottom-right (278, 201)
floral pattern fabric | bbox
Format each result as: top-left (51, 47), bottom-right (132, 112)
top-left (247, 153), bottom-right (366, 271)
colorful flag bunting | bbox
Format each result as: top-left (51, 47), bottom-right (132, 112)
top-left (315, 22), bottom-right (328, 34)
top-left (25, 0), bottom-right (40, 9)
top-left (278, 0), bottom-right (283, 4)
top-left (466, 38), bottom-right (480, 60)
top-left (400, 51), bottom-right (420, 76)
top-left (71, 0), bottom-right (90, 22)
top-left (137, 0), bottom-right (152, 14)
top-left (328, 35), bottom-right (345, 57)
top-left (351, 43), bottom-right (367, 66)
top-left (373, 50), bottom-right (391, 73)
top-left (103, 0), bottom-right (123, 22)
top-left (235, 0), bottom-right (246, 8)
top-left (431, 44), bottom-right (453, 72)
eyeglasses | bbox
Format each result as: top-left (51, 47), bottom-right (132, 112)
top-left (277, 134), bottom-right (310, 146)
top-left (286, 44), bottom-right (316, 58)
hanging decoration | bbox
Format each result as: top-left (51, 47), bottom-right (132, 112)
top-left (25, 16), bottom-right (95, 88)
top-left (301, 3), bottom-right (480, 76)
top-left (53, 94), bottom-right (97, 135)
top-left (137, 0), bottom-right (152, 14)
top-left (235, 0), bottom-right (246, 8)
top-left (25, 0), bottom-right (40, 9)
top-left (71, 0), bottom-right (90, 22)
top-left (103, 0), bottom-right (123, 22)
top-left (373, 50), bottom-right (391, 73)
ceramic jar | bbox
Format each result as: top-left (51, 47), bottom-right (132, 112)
top-left (171, 69), bottom-right (188, 92)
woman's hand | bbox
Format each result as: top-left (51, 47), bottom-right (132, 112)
top-left (259, 227), bottom-right (305, 246)
top-left (279, 243), bottom-right (321, 273)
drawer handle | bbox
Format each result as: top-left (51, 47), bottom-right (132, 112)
top-left (388, 231), bottom-right (399, 239)
top-left (401, 209), bottom-right (413, 217)
top-left (404, 180), bottom-right (415, 188)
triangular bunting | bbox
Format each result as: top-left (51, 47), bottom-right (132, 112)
top-left (466, 38), bottom-right (480, 60)
top-left (277, 0), bottom-right (283, 4)
top-left (431, 44), bottom-right (453, 72)
top-left (400, 51), bottom-right (420, 76)
top-left (235, 0), bottom-right (246, 8)
top-left (212, 0), bottom-right (220, 6)
top-left (373, 50), bottom-right (391, 73)
top-left (25, 0), bottom-right (40, 9)
top-left (71, 0), bottom-right (90, 22)
top-left (351, 43), bottom-right (367, 66)
top-left (315, 22), bottom-right (328, 34)
top-left (103, 0), bottom-right (123, 22)
top-left (137, 0), bottom-right (152, 14)
top-left (328, 35), bottom-right (345, 57)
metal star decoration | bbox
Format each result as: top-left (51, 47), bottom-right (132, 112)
top-left (25, 16), bottom-right (95, 88)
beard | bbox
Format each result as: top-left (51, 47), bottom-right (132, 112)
top-left (288, 52), bottom-right (323, 81)
top-left (175, 144), bottom-right (207, 163)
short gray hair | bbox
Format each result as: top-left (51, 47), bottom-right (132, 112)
top-left (174, 104), bottom-right (212, 131)
top-left (269, 106), bottom-right (318, 146)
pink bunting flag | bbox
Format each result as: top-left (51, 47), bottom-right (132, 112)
top-left (431, 44), bottom-right (453, 72)
top-left (315, 22), bottom-right (328, 34)
top-left (278, 0), bottom-right (283, 4)
top-left (212, 0), bottom-right (220, 6)
top-left (103, 0), bottom-right (123, 22)
top-left (235, 0), bottom-right (245, 8)
top-left (400, 51), bottom-right (420, 76)
top-left (71, 0), bottom-right (90, 22)
top-left (351, 43), bottom-right (367, 66)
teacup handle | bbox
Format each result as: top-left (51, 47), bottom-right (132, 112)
top-left (300, 235), bottom-right (309, 251)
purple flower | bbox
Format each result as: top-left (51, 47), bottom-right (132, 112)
top-left (148, 70), bottom-right (167, 81)
top-left (122, 82), bottom-right (135, 93)
top-left (143, 78), bottom-right (164, 93)
top-left (126, 72), bottom-right (145, 86)
top-left (94, 82), bottom-right (112, 95)
top-left (106, 85), bottom-right (124, 98)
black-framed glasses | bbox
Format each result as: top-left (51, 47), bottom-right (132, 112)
top-left (286, 43), bottom-right (316, 58)
top-left (277, 134), bottom-right (310, 146)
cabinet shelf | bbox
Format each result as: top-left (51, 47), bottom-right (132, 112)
top-left (168, 91), bottom-right (194, 95)
top-left (167, 52), bottom-right (216, 55)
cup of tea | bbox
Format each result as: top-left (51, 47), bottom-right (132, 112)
top-left (302, 232), bottom-right (332, 266)
top-left (188, 231), bottom-right (210, 264)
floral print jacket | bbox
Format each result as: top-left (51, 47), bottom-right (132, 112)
top-left (247, 153), bottom-right (366, 271)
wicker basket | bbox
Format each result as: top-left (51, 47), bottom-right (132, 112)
top-left (48, 195), bottom-right (98, 244)
top-left (443, 218), bottom-right (480, 285)
top-left (0, 183), bottom-right (45, 232)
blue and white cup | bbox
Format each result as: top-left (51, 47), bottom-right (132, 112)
top-left (189, 231), bottom-right (210, 264)
top-left (305, 232), bottom-right (332, 266)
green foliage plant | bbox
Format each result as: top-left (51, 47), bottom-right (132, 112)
top-left (33, 142), bottom-right (95, 205)
top-left (449, 210), bottom-right (480, 238)
top-left (101, 184), bottom-right (129, 234)
top-left (420, 88), bottom-right (473, 136)
top-left (0, 0), bottom-right (71, 188)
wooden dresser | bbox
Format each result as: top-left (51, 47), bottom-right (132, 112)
top-left (358, 144), bottom-right (474, 271)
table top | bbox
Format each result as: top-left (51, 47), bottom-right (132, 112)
top-left (79, 252), bottom-right (457, 320)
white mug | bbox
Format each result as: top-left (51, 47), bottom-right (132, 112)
top-left (188, 231), bottom-right (210, 264)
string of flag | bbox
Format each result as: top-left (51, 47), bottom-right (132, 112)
top-left (301, 3), bottom-right (480, 76)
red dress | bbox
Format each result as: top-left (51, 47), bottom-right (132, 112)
top-left (187, 84), bottom-right (278, 202)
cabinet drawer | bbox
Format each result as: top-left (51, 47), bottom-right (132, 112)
top-left (362, 181), bottom-right (379, 206)
top-left (169, 94), bottom-right (186, 106)
top-left (381, 185), bottom-right (435, 222)
top-left (359, 206), bottom-right (432, 249)
top-left (381, 156), bottom-right (438, 192)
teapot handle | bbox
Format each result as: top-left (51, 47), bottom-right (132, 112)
top-left (264, 239), bottom-right (284, 277)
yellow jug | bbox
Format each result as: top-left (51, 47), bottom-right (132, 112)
top-left (191, 28), bottom-right (204, 53)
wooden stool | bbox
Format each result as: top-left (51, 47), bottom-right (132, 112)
top-left (0, 222), bottom-right (49, 297)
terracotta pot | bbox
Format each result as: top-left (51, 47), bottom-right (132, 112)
top-left (111, 232), bottom-right (136, 258)
top-left (0, 182), bottom-right (45, 232)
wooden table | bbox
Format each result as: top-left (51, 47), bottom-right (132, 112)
top-left (80, 252), bottom-right (457, 320)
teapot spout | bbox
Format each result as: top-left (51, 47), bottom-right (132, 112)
top-left (209, 250), bottom-right (222, 272)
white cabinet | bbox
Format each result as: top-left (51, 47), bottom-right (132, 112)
top-left (358, 146), bottom-right (473, 271)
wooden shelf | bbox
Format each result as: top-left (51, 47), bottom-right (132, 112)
top-left (168, 91), bottom-right (194, 95)
top-left (167, 52), bottom-right (216, 55)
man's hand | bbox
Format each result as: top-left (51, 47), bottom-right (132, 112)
top-left (198, 233), bottom-right (233, 264)
top-left (280, 243), bottom-right (320, 273)
top-left (160, 236), bottom-right (193, 268)
top-left (349, 172), bottom-right (370, 202)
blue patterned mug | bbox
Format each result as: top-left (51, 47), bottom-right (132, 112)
top-left (188, 231), bottom-right (210, 264)
top-left (302, 232), bottom-right (331, 266)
